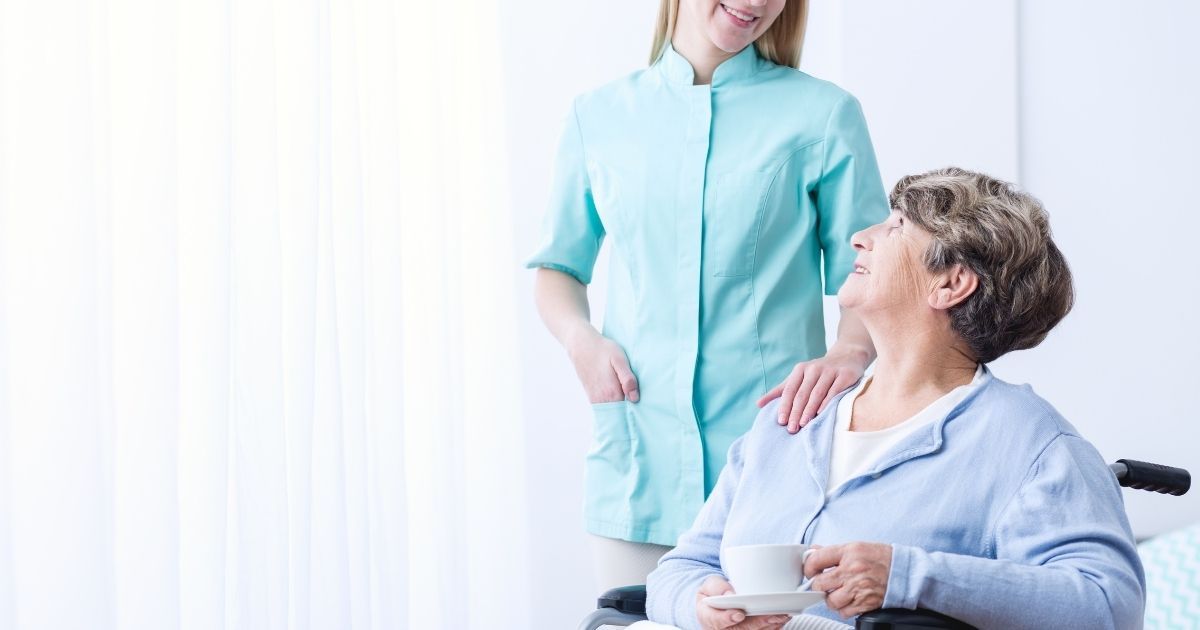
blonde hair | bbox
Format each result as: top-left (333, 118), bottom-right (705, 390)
top-left (649, 0), bottom-right (810, 69)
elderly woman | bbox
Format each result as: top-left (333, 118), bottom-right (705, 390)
top-left (644, 168), bottom-right (1144, 629)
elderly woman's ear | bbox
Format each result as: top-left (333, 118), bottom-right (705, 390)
top-left (928, 264), bottom-right (978, 311)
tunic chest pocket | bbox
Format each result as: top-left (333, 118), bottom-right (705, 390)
top-left (709, 171), bottom-right (774, 277)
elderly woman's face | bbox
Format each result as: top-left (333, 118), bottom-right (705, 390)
top-left (838, 211), bottom-right (937, 315)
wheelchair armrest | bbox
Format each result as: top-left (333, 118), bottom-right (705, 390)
top-left (581, 586), bottom-right (648, 630)
top-left (855, 608), bottom-right (976, 629)
top-left (598, 584), bottom-right (648, 616)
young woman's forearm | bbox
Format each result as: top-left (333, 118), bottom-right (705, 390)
top-left (534, 267), bottom-right (598, 351)
top-left (535, 268), bottom-right (638, 403)
top-left (829, 307), bottom-right (876, 364)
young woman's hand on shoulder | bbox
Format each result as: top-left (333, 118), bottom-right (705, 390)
top-left (757, 347), bottom-right (870, 432)
top-left (758, 309), bottom-right (875, 432)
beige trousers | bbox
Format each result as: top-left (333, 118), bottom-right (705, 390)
top-left (589, 534), bottom-right (673, 592)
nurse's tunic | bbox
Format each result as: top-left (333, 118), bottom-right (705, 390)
top-left (527, 44), bottom-right (889, 545)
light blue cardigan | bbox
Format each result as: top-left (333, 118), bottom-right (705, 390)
top-left (646, 368), bottom-right (1145, 628)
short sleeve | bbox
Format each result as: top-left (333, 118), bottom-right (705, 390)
top-left (814, 94), bottom-right (889, 295)
top-left (524, 98), bottom-right (605, 284)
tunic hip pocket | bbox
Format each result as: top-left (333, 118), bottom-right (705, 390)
top-left (709, 171), bottom-right (773, 277)
top-left (585, 401), bottom-right (633, 514)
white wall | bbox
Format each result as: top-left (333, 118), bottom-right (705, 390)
top-left (503, 1), bottom-right (1200, 626)
top-left (1010, 0), bottom-right (1200, 541)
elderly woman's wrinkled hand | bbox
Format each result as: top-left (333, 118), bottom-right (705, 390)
top-left (694, 575), bottom-right (792, 630)
top-left (804, 542), bottom-right (892, 619)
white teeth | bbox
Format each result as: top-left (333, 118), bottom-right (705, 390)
top-left (722, 4), bottom-right (756, 22)
top-left (855, 266), bottom-right (869, 274)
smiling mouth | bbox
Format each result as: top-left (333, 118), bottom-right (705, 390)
top-left (720, 3), bottom-right (759, 24)
top-left (854, 266), bottom-right (870, 275)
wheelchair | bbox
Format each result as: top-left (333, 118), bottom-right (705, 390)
top-left (580, 459), bottom-right (1191, 630)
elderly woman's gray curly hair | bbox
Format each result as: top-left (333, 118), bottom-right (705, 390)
top-left (889, 167), bottom-right (1075, 364)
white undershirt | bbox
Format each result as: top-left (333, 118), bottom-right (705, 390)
top-left (826, 365), bottom-right (985, 497)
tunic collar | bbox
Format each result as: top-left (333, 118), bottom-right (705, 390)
top-left (656, 42), bottom-right (763, 87)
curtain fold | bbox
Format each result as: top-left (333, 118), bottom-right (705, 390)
top-left (0, 0), bottom-right (530, 628)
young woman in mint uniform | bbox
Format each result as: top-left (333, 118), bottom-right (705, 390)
top-left (528, 0), bottom-right (889, 590)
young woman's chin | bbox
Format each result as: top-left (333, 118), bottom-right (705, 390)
top-left (708, 32), bottom-right (755, 53)
top-left (705, 3), bottom-right (770, 52)
top-left (707, 22), bottom-right (759, 52)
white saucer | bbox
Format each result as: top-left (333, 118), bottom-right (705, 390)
top-left (703, 591), bottom-right (825, 616)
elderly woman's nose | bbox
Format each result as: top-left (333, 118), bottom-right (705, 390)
top-left (851, 227), bottom-right (872, 251)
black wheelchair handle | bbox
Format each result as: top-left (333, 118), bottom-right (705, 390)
top-left (1111, 459), bottom-right (1190, 496)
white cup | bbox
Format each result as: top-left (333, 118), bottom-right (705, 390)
top-left (722, 543), bottom-right (817, 595)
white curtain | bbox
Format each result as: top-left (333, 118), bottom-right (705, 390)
top-left (0, 0), bottom-right (530, 628)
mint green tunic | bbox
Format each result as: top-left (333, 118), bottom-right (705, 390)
top-left (527, 44), bottom-right (889, 545)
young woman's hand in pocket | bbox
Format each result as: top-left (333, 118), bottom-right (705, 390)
top-left (567, 328), bottom-right (639, 404)
top-left (695, 575), bottom-right (791, 630)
